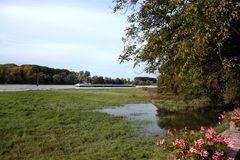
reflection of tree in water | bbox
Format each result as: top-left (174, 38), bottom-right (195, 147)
top-left (156, 108), bottom-right (220, 130)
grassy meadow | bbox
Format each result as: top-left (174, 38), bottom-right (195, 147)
top-left (0, 88), bottom-right (166, 160)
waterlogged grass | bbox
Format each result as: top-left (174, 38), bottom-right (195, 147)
top-left (0, 89), bottom-right (166, 160)
top-left (152, 99), bottom-right (211, 113)
top-left (146, 88), bottom-right (213, 112)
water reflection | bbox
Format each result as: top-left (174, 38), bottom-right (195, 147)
top-left (97, 104), bottom-right (167, 136)
top-left (157, 108), bottom-right (220, 130)
top-left (97, 103), bottom-right (221, 136)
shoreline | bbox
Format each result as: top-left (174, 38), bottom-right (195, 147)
top-left (0, 84), bottom-right (157, 92)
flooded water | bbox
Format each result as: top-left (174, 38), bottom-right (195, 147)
top-left (0, 84), bottom-right (145, 92)
top-left (0, 84), bottom-right (76, 91)
top-left (97, 103), bottom-right (220, 136)
top-left (98, 104), bottom-right (167, 136)
top-left (156, 108), bottom-right (220, 130)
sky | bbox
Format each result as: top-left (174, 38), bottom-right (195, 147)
top-left (0, 0), bottom-right (155, 79)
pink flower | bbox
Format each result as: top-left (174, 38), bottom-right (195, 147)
top-left (192, 150), bottom-right (209, 157)
top-left (224, 137), bottom-right (235, 147)
top-left (190, 130), bottom-right (195, 135)
top-left (194, 138), bottom-right (205, 147)
top-left (212, 155), bottom-right (220, 160)
top-left (231, 116), bottom-right (239, 120)
top-left (230, 109), bottom-right (240, 121)
top-left (189, 146), bottom-right (197, 153)
top-left (160, 139), bottom-right (165, 145)
top-left (200, 126), bottom-right (205, 133)
top-left (208, 128), bottom-right (216, 135)
top-left (196, 150), bottom-right (201, 155)
top-left (215, 151), bottom-right (224, 157)
top-left (214, 137), bottom-right (224, 143)
top-left (167, 129), bottom-right (173, 136)
top-left (173, 139), bottom-right (185, 148)
top-left (201, 150), bottom-right (209, 157)
top-left (190, 147), bottom-right (209, 157)
top-left (228, 157), bottom-right (235, 160)
top-left (228, 141), bottom-right (235, 148)
top-left (156, 139), bottom-right (165, 146)
top-left (205, 133), bottom-right (212, 139)
top-left (207, 141), bottom-right (214, 146)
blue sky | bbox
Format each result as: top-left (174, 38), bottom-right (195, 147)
top-left (0, 0), bottom-right (155, 79)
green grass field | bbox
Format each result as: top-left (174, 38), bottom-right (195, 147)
top-left (0, 89), bottom-right (166, 160)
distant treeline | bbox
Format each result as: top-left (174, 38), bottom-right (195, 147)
top-left (0, 64), bottom-right (77, 84)
top-left (0, 64), bottom-right (156, 85)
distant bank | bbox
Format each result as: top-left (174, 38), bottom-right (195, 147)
top-left (0, 64), bottom-right (156, 86)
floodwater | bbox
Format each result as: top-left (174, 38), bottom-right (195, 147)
top-left (98, 104), bottom-right (167, 136)
top-left (0, 84), bottom-right (75, 91)
top-left (0, 84), bottom-right (156, 92)
top-left (97, 103), bottom-right (220, 136)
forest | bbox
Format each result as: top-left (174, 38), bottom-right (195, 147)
top-left (0, 64), bottom-right (155, 85)
top-left (0, 64), bottom-right (77, 84)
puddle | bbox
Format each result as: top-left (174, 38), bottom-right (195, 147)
top-left (97, 103), bottom-right (220, 137)
top-left (97, 103), bottom-right (167, 136)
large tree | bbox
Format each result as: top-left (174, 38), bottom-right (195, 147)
top-left (113, 0), bottom-right (240, 104)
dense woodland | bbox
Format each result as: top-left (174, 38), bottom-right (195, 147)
top-left (0, 64), bottom-right (77, 84)
top-left (0, 64), bottom-right (156, 85)
top-left (114, 0), bottom-right (240, 105)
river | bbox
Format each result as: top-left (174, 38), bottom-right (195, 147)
top-left (0, 84), bottom-right (156, 91)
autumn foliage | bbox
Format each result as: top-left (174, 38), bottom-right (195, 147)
top-left (0, 64), bottom-right (78, 84)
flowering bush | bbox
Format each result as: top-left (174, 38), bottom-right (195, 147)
top-left (229, 109), bottom-right (240, 127)
top-left (221, 109), bottom-right (240, 128)
top-left (156, 127), bottom-right (234, 160)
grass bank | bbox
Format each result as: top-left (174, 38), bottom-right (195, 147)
top-left (0, 88), bottom-right (168, 160)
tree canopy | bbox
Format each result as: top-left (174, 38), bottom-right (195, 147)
top-left (133, 76), bottom-right (156, 85)
top-left (0, 64), bottom-right (133, 85)
top-left (0, 64), bottom-right (77, 84)
top-left (113, 0), bottom-right (240, 104)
